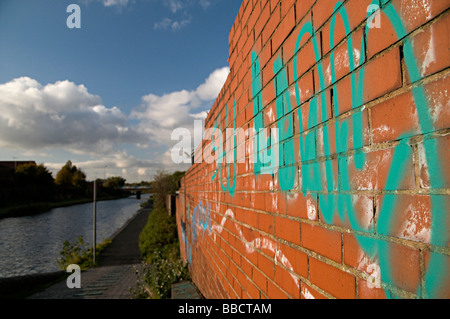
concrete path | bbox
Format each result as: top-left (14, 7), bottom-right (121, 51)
top-left (28, 205), bottom-right (152, 299)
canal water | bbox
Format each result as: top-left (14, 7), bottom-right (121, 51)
top-left (0, 194), bottom-right (149, 278)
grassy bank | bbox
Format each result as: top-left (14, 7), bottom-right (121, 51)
top-left (133, 200), bottom-right (189, 299)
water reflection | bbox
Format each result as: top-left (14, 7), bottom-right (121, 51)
top-left (0, 194), bottom-right (149, 278)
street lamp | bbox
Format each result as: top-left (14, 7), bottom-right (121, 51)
top-left (93, 178), bottom-right (97, 265)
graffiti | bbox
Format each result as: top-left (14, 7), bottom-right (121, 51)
top-left (247, 0), bottom-right (447, 298)
top-left (183, 0), bottom-right (448, 298)
top-left (182, 199), bottom-right (315, 298)
top-left (180, 201), bottom-right (212, 264)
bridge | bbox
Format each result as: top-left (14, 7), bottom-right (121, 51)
top-left (120, 186), bottom-right (152, 191)
top-left (120, 186), bottom-right (152, 199)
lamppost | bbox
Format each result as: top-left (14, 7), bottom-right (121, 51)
top-left (93, 178), bottom-right (97, 265)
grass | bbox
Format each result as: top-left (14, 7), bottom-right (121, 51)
top-left (133, 201), bottom-right (190, 299)
top-left (56, 236), bottom-right (112, 271)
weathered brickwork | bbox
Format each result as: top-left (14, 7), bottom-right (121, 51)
top-left (176, 0), bottom-right (450, 299)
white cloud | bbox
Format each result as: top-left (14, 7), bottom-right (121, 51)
top-left (101, 0), bottom-right (130, 6)
top-left (199, 0), bottom-right (211, 9)
top-left (86, 0), bottom-right (131, 7)
top-left (154, 16), bottom-right (192, 31)
top-left (131, 66), bottom-right (229, 135)
top-left (163, 0), bottom-right (184, 13)
top-left (0, 66), bottom-right (228, 182)
top-left (196, 67), bottom-right (230, 101)
top-left (0, 77), bottom-right (140, 155)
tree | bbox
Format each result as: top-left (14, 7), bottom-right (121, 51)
top-left (55, 160), bottom-right (87, 198)
top-left (55, 160), bottom-right (73, 187)
top-left (103, 176), bottom-right (126, 189)
top-left (151, 170), bottom-right (185, 208)
top-left (15, 163), bottom-right (55, 201)
top-left (15, 163), bottom-right (54, 186)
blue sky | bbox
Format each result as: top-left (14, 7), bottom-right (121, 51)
top-left (0, 0), bottom-right (242, 182)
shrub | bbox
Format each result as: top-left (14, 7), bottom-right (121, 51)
top-left (138, 205), bottom-right (178, 262)
top-left (134, 203), bottom-right (190, 299)
top-left (57, 236), bottom-right (111, 270)
top-left (132, 252), bottom-right (190, 299)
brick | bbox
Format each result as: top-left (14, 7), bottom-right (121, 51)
top-left (312, 0), bottom-right (344, 30)
top-left (255, 3), bottom-right (271, 43)
top-left (267, 278), bottom-right (290, 298)
top-left (275, 265), bottom-right (300, 298)
top-left (344, 233), bottom-right (422, 294)
top-left (295, 0), bottom-right (315, 24)
top-left (272, 5), bottom-right (296, 54)
top-left (376, 194), bottom-right (447, 245)
top-left (291, 70), bottom-right (314, 107)
top-left (279, 242), bottom-right (308, 278)
top-left (363, 47), bottom-right (402, 104)
top-left (275, 216), bottom-right (301, 245)
top-left (324, 28), bottom-right (364, 86)
top-left (319, 193), bottom-right (374, 232)
top-left (297, 91), bottom-right (331, 131)
top-left (252, 192), bottom-right (266, 210)
top-left (343, 234), bottom-right (385, 298)
top-left (281, 0), bottom-right (295, 18)
top-left (318, 109), bottom-right (370, 157)
top-left (390, 0), bottom-right (450, 34)
top-left (423, 251), bottom-right (450, 298)
top-left (338, 143), bottom-right (416, 191)
top-left (418, 135), bottom-right (450, 190)
top-left (265, 191), bottom-right (287, 214)
top-left (262, 79), bottom-right (276, 109)
top-left (295, 39), bottom-right (321, 79)
top-left (422, 73), bottom-right (450, 132)
top-left (282, 12), bottom-right (312, 65)
top-left (301, 223), bottom-right (342, 263)
top-left (247, 1), bottom-right (261, 34)
top-left (357, 277), bottom-right (387, 299)
top-left (257, 212), bottom-right (275, 234)
top-left (389, 243), bottom-right (421, 294)
top-left (300, 282), bottom-right (328, 299)
top-left (257, 252), bottom-right (275, 280)
top-left (286, 192), bottom-right (318, 220)
top-left (310, 257), bottom-right (356, 299)
top-left (262, 3), bottom-right (281, 46)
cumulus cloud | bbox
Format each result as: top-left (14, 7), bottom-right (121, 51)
top-left (154, 16), bottom-right (192, 31)
top-left (163, 0), bottom-right (185, 13)
top-left (85, 0), bottom-right (131, 7)
top-left (0, 77), bottom-right (140, 154)
top-left (131, 66), bottom-right (229, 145)
top-left (0, 66), bottom-right (228, 181)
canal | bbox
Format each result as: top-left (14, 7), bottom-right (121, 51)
top-left (0, 194), bottom-right (149, 278)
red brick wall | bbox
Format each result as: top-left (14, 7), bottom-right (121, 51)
top-left (176, 0), bottom-right (450, 299)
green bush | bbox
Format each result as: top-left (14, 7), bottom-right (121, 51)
top-left (134, 203), bottom-right (190, 299)
top-left (133, 251), bottom-right (190, 299)
top-left (138, 205), bottom-right (178, 262)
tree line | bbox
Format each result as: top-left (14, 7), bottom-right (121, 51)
top-left (1, 160), bottom-right (128, 208)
